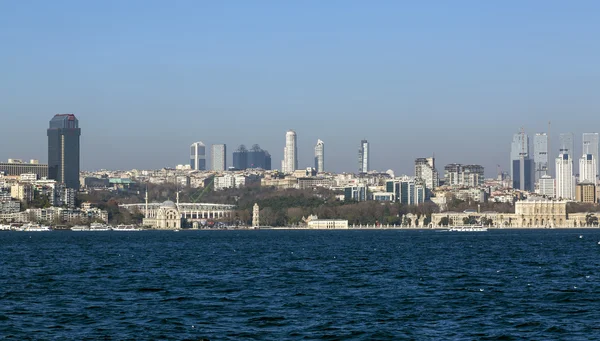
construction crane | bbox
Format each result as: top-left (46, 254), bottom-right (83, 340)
top-left (190, 177), bottom-right (214, 203)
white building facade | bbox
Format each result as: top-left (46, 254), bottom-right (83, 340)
top-left (582, 132), bottom-right (599, 178)
top-left (537, 175), bottom-right (555, 198)
top-left (579, 154), bottom-right (597, 184)
top-left (555, 154), bottom-right (575, 200)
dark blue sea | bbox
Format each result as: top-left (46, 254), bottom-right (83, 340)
top-left (2, 229), bottom-right (600, 340)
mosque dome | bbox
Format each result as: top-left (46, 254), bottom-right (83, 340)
top-left (161, 200), bottom-right (177, 208)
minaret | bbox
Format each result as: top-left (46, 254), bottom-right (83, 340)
top-left (176, 190), bottom-right (180, 206)
top-left (252, 203), bottom-right (260, 228)
top-left (145, 189), bottom-right (148, 217)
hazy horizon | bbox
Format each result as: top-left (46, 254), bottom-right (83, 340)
top-left (2, 1), bottom-right (599, 176)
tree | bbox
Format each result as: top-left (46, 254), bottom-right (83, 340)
top-left (440, 216), bottom-right (450, 226)
top-left (462, 216), bottom-right (478, 225)
top-left (481, 217), bottom-right (493, 226)
top-left (585, 213), bottom-right (598, 226)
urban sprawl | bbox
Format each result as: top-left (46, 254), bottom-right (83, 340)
top-left (1, 116), bottom-right (599, 230)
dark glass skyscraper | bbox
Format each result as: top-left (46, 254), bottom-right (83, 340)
top-left (233, 144), bottom-right (271, 170)
top-left (47, 114), bottom-right (81, 189)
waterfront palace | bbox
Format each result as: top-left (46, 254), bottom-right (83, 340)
top-left (426, 200), bottom-right (593, 228)
top-left (121, 201), bottom-right (236, 229)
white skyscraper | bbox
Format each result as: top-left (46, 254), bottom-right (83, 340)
top-left (314, 139), bottom-right (324, 173)
top-left (579, 154), bottom-right (597, 183)
top-left (282, 130), bottom-right (297, 173)
top-left (583, 132), bottom-right (599, 175)
top-left (533, 133), bottom-right (548, 182)
top-left (190, 142), bottom-right (206, 170)
top-left (555, 153), bottom-right (575, 200)
top-left (211, 144), bottom-right (226, 171)
top-left (358, 140), bottom-right (369, 173)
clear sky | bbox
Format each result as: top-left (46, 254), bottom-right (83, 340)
top-left (1, 1), bottom-right (599, 175)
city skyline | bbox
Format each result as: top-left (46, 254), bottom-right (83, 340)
top-left (5, 121), bottom-right (600, 179)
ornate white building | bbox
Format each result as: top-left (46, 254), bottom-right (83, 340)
top-left (431, 200), bottom-right (592, 228)
top-left (122, 201), bottom-right (236, 229)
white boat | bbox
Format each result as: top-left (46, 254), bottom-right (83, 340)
top-left (449, 226), bottom-right (488, 232)
top-left (22, 223), bottom-right (52, 232)
top-left (71, 225), bottom-right (89, 231)
top-left (0, 224), bottom-right (12, 231)
top-left (89, 223), bottom-right (111, 231)
top-left (112, 224), bottom-right (141, 231)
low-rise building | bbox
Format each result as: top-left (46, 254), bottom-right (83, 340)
top-left (305, 215), bottom-right (348, 229)
top-left (0, 200), bottom-right (20, 214)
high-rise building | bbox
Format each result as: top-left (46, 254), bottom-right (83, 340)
top-left (510, 130), bottom-right (534, 191)
top-left (190, 142), bottom-right (206, 170)
top-left (533, 133), bottom-right (549, 182)
top-left (314, 139), bottom-right (324, 173)
top-left (211, 144), bottom-right (226, 171)
top-left (555, 153), bottom-right (575, 200)
top-left (247, 144), bottom-right (271, 170)
top-left (512, 158), bottom-right (534, 191)
top-left (510, 132), bottom-right (529, 179)
top-left (47, 114), bottom-right (81, 189)
top-left (282, 130), bottom-right (297, 173)
top-left (233, 144), bottom-right (271, 170)
top-left (415, 157), bottom-right (439, 191)
top-left (443, 164), bottom-right (484, 187)
top-left (233, 145), bottom-right (248, 170)
top-left (579, 154), bottom-right (597, 183)
top-left (583, 132), bottom-right (599, 176)
top-left (358, 140), bottom-right (369, 173)
top-left (558, 133), bottom-right (574, 157)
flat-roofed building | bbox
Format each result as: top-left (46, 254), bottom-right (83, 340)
top-left (576, 182), bottom-right (596, 203)
top-left (306, 215), bottom-right (348, 229)
top-left (0, 160), bottom-right (48, 179)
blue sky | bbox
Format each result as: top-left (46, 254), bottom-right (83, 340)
top-left (1, 1), bottom-right (599, 175)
